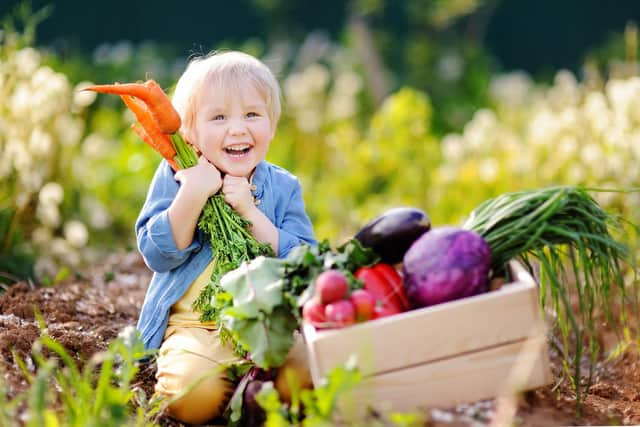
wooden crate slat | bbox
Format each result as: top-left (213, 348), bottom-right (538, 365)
top-left (337, 335), bottom-right (552, 415)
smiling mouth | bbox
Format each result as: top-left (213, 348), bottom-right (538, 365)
top-left (224, 144), bottom-right (252, 156)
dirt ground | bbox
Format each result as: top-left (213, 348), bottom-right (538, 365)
top-left (1, 251), bottom-right (639, 426)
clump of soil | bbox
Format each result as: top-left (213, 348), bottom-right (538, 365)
top-left (1, 251), bottom-right (639, 426)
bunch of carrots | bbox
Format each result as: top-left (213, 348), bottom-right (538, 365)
top-left (84, 81), bottom-right (274, 322)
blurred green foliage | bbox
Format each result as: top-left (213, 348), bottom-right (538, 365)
top-left (1, 2), bottom-right (639, 288)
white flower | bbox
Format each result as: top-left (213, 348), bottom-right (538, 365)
top-left (489, 72), bottom-right (533, 107)
top-left (550, 70), bottom-right (580, 107)
top-left (567, 164), bottom-right (586, 183)
top-left (64, 220), bottom-right (89, 248)
top-left (580, 143), bottom-right (602, 168)
top-left (326, 93), bottom-right (356, 121)
top-left (441, 134), bottom-right (465, 162)
top-left (50, 237), bottom-right (72, 258)
top-left (29, 127), bottom-right (53, 156)
top-left (39, 182), bottom-right (64, 206)
top-left (284, 73), bottom-right (311, 108)
top-left (9, 83), bottom-right (33, 119)
top-left (7, 140), bottom-right (31, 171)
top-left (20, 169), bottom-right (46, 193)
top-left (583, 91), bottom-right (610, 135)
top-left (304, 63), bottom-right (330, 93)
top-left (528, 109), bottom-right (560, 143)
top-left (334, 71), bottom-right (362, 95)
top-left (37, 203), bottom-right (61, 228)
top-left (478, 159), bottom-right (498, 183)
top-left (55, 115), bottom-right (83, 147)
top-left (606, 78), bottom-right (638, 115)
top-left (73, 81), bottom-right (97, 109)
top-left (31, 66), bottom-right (56, 88)
top-left (14, 47), bottom-right (41, 76)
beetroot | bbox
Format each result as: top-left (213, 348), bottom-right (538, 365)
top-left (402, 227), bottom-right (491, 308)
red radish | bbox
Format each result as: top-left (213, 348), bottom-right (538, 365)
top-left (373, 304), bottom-right (401, 319)
top-left (325, 300), bottom-right (356, 327)
top-left (302, 298), bottom-right (326, 328)
top-left (315, 269), bottom-right (349, 304)
top-left (349, 289), bottom-right (376, 321)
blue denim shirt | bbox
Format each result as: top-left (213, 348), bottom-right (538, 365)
top-left (135, 160), bottom-right (316, 350)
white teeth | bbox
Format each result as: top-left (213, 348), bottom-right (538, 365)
top-left (226, 144), bottom-right (251, 152)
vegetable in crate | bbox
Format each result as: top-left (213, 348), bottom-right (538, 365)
top-left (355, 207), bottom-right (431, 264)
top-left (403, 227), bottom-right (491, 308)
top-left (355, 263), bottom-right (409, 315)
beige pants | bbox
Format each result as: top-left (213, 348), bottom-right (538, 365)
top-left (155, 327), bottom-right (312, 425)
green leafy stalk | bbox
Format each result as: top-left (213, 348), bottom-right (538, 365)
top-left (463, 185), bottom-right (633, 401)
top-left (216, 240), bottom-right (378, 369)
top-left (167, 134), bottom-right (275, 324)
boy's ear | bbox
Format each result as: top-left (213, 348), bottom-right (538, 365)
top-left (182, 128), bottom-right (199, 151)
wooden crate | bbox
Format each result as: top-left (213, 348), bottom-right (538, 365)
top-left (302, 261), bottom-right (553, 412)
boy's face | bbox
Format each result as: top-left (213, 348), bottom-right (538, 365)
top-left (190, 81), bottom-right (274, 178)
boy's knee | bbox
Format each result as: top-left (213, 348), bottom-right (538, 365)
top-left (156, 359), bottom-right (234, 424)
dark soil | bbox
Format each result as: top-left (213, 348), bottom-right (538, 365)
top-left (1, 251), bottom-right (639, 426)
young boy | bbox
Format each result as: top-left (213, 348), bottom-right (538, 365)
top-left (135, 51), bottom-right (316, 424)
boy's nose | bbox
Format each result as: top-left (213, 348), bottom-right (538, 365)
top-left (228, 119), bottom-right (247, 135)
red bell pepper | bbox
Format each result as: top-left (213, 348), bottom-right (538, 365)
top-left (354, 263), bottom-right (409, 314)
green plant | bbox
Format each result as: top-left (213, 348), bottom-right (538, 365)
top-left (1, 324), bottom-right (159, 427)
top-left (255, 357), bottom-right (426, 426)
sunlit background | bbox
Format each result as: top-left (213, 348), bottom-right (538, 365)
top-left (2, 0), bottom-right (640, 284)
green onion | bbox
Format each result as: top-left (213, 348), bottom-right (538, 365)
top-left (463, 186), bottom-right (632, 406)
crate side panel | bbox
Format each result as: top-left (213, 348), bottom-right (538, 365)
top-left (305, 278), bottom-right (543, 378)
top-left (337, 336), bottom-right (552, 415)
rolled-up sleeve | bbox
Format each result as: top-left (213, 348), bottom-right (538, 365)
top-left (277, 179), bottom-right (317, 258)
top-left (136, 161), bottom-right (201, 272)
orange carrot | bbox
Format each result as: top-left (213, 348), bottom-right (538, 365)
top-left (120, 95), bottom-right (178, 169)
top-left (83, 80), bottom-right (181, 134)
top-left (131, 123), bottom-right (179, 171)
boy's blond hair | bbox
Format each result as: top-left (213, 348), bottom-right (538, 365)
top-left (172, 51), bottom-right (281, 134)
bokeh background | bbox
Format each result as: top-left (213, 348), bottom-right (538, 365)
top-left (2, 0), bottom-right (640, 284)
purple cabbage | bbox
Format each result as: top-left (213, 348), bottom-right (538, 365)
top-left (402, 227), bottom-right (491, 308)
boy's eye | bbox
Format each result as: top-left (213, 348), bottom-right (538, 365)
top-left (246, 112), bottom-right (259, 118)
top-left (212, 114), bottom-right (225, 121)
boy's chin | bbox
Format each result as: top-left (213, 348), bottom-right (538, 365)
top-left (221, 165), bottom-right (255, 178)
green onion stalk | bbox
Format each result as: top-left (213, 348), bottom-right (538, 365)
top-left (463, 186), bottom-right (635, 410)
top-left (169, 134), bottom-right (275, 322)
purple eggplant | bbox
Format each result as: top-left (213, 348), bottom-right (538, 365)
top-left (354, 207), bottom-right (431, 264)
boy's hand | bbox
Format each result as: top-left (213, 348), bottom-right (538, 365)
top-left (174, 155), bottom-right (222, 200)
top-left (222, 175), bottom-right (255, 216)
